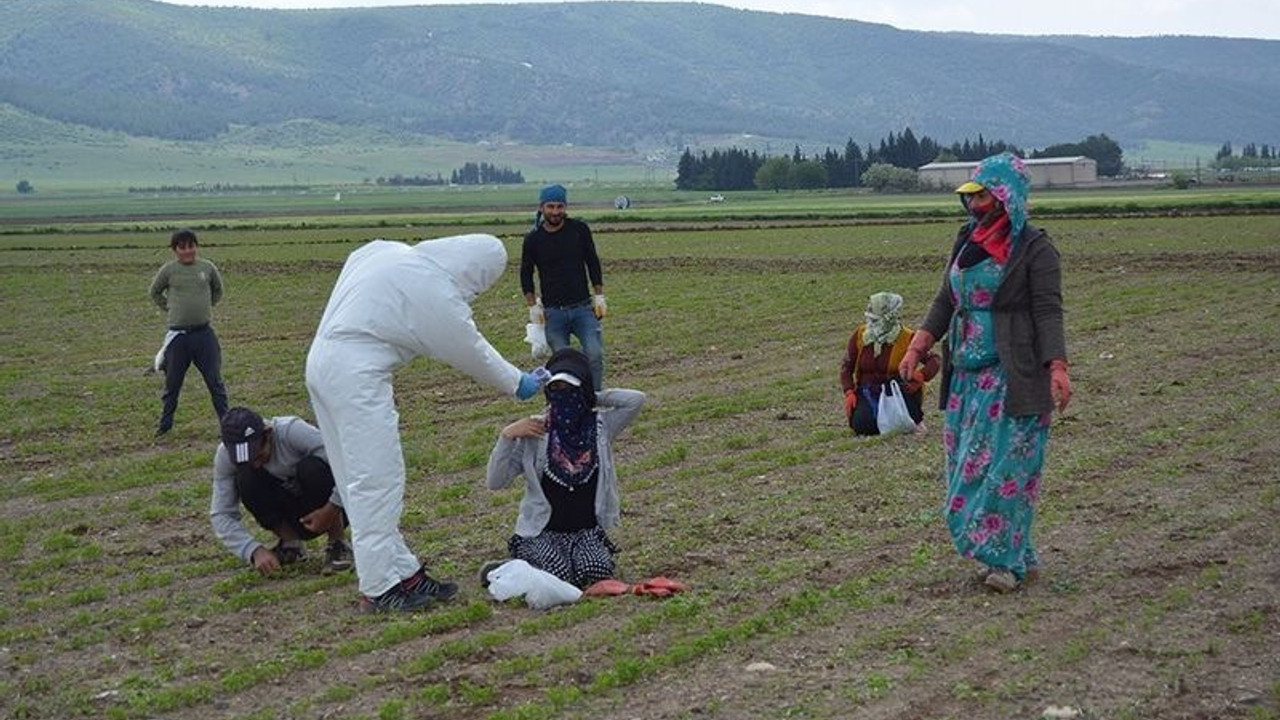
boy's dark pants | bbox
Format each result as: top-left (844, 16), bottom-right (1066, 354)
top-left (234, 456), bottom-right (345, 540)
top-left (158, 325), bottom-right (229, 433)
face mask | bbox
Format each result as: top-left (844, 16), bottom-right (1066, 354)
top-left (967, 193), bottom-right (997, 214)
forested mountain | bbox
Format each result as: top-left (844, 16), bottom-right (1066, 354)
top-left (2, 0), bottom-right (1277, 148)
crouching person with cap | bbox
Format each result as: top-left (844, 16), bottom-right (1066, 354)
top-left (483, 348), bottom-right (645, 590)
top-left (212, 406), bottom-right (352, 575)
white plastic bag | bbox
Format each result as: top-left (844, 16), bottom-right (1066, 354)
top-left (485, 559), bottom-right (582, 610)
top-left (152, 330), bottom-right (180, 373)
top-left (876, 380), bottom-right (916, 437)
top-left (524, 323), bottom-right (551, 359)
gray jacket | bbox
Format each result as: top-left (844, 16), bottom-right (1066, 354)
top-left (485, 389), bottom-right (646, 537)
top-left (920, 224), bottom-right (1067, 417)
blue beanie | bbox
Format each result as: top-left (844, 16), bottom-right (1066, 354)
top-left (539, 184), bottom-right (567, 205)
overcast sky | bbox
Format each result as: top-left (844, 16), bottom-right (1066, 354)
top-left (156, 0), bottom-right (1280, 39)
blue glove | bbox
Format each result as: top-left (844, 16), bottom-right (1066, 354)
top-left (516, 371), bottom-right (541, 400)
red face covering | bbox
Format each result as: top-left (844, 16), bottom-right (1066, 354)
top-left (970, 209), bottom-right (1011, 264)
top-left (967, 193), bottom-right (997, 215)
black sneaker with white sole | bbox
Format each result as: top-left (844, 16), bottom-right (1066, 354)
top-left (324, 540), bottom-right (353, 574)
top-left (478, 559), bottom-right (507, 589)
top-left (273, 542), bottom-right (306, 565)
top-left (357, 567), bottom-right (458, 614)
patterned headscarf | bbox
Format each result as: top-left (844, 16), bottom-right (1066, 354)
top-left (864, 292), bottom-right (904, 352)
top-left (542, 348), bottom-right (598, 488)
top-left (545, 384), bottom-right (598, 488)
top-left (964, 152), bottom-right (1031, 247)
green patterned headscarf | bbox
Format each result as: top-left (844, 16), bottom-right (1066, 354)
top-left (965, 152), bottom-right (1031, 243)
top-left (864, 292), bottom-right (904, 352)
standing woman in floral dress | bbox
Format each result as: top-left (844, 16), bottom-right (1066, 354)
top-left (898, 153), bottom-right (1073, 593)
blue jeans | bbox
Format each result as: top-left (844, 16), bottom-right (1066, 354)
top-left (544, 303), bottom-right (604, 390)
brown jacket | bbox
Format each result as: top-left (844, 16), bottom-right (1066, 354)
top-left (920, 223), bottom-right (1067, 417)
top-left (840, 326), bottom-right (938, 393)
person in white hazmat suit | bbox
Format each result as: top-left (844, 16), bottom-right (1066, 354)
top-left (305, 233), bottom-right (545, 613)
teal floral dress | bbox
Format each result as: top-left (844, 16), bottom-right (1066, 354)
top-left (941, 254), bottom-right (1048, 580)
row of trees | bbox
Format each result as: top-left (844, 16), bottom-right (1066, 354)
top-left (1215, 142), bottom-right (1276, 160)
top-left (758, 160), bottom-right (941, 193)
top-left (676, 128), bottom-right (1034, 191)
top-left (1214, 141), bottom-right (1279, 169)
top-left (127, 182), bottom-right (307, 193)
top-left (1031, 134), bottom-right (1123, 176)
top-left (376, 173), bottom-right (448, 187)
top-left (450, 162), bottom-right (524, 185)
top-left (375, 161), bottom-right (526, 187)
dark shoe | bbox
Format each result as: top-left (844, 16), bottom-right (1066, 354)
top-left (357, 567), bottom-right (457, 614)
top-left (324, 540), bottom-right (353, 574)
top-left (155, 426), bottom-right (171, 438)
top-left (478, 560), bottom-right (506, 589)
top-left (273, 542), bottom-right (306, 565)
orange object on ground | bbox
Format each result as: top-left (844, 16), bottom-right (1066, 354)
top-left (632, 577), bottom-right (691, 597)
top-left (583, 578), bottom-right (631, 597)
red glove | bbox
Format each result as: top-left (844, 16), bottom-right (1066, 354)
top-left (1049, 358), bottom-right (1072, 412)
top-left (843, 389), bottom-right (857, 418)
top-left (583, 579), bottom-right (631, 597)
top-left (905, 370), bottom-right (926, 395)
top-left (632, 577), bottom-right (690, 598)
top-left (898, 330), bottom-right (936, 380)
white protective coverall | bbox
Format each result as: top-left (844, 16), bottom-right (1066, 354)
top-left (305, 234), bottom-right (523, 597)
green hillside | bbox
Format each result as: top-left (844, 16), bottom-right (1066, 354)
top-left (1, 0), bottom-right (1278, 148)
top-left (0, 105), bottom-right (667, 190)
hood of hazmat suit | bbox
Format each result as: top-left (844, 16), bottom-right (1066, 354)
top-left (312, 233), bottom-right (521, 393)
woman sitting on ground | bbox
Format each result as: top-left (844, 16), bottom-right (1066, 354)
top-left (840, 291), bottom-right (940, 435)
top-left (484, 348), bottom-right (646, 588)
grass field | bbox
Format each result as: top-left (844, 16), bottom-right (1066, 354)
top-left (0, 111), bottom-right (664, 192)
top-left (0, 103), bottom-right (1232, 194)
top-left (4, 184), bottom-right (1280, 234)
top-left (1, 203), bottom-right (1278, 719)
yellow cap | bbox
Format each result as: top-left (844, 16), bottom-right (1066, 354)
top-left (954, 180), bottom-right (985, 194)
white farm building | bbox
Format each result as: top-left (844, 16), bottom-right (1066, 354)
top-left (918, 156), bottom-right (1098, 190)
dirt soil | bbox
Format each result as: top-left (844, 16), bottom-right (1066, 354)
top-left (2, 232), bottom-right (1278, 720)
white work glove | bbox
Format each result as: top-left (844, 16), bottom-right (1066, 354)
top-left (592, 294), bottom-right (607, 320)
top-left (528, 300), bottom-right (544, 324)
top-left (524, 323), bottom-right (551, 359)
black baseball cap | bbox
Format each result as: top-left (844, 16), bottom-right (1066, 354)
top-left (220, 407), bottom-right (266, 464)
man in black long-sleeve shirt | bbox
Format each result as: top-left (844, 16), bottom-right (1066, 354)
top-left (520, 184), bottom-right (607, 390)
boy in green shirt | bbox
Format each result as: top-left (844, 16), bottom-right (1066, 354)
top-left (149, 228), bottom-right (229, 436)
